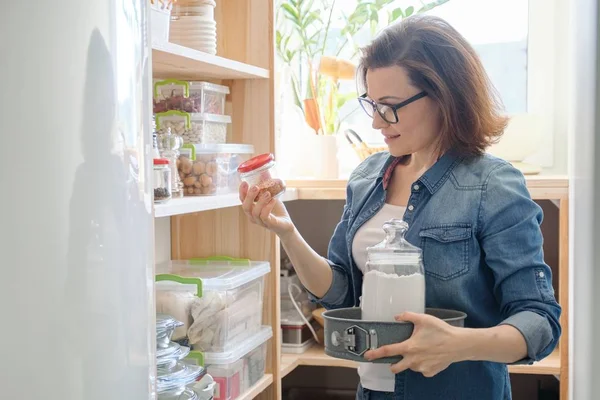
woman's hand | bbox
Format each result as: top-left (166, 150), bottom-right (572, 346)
top-left (364, 312), bottom-right (462, 378)
top-left (239, 181), bottom-right (295, 238)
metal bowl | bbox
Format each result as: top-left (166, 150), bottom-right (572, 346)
top-left (323, 307), bottom-right (467, 363)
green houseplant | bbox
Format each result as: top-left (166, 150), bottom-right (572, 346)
top-left (276, 0), bottom-right (450, 136)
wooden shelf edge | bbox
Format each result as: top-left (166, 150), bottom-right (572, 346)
top-left (282, 345), bottom-right (560, 376)
top-left (237, 374), bottom-right (274, 400)
top-left (287, 176), bottom-right (568, 201)
top-left (154, 189), bottom-right (298, 218)
top-left (152, 42), bottom-right (269, 80)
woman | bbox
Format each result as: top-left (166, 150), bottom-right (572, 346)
top-left (240, 15), bottom-right (561, 400)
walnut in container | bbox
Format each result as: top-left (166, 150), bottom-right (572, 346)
top-left (237, 153), bottom-right (286, 199)
top-left (178, 144), bottom-right (255, 196)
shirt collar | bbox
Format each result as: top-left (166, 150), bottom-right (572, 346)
top-left (382, 149), bottom-right (463, 193)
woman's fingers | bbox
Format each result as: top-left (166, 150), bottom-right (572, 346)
top-left (241, 185), bottom-right (259, 221)
top-left (252, 191), bottom-right (272, 224)
top-left (239, 181), bottom-right (249, 203)
top-left (260, 198), bottom-right (277, 226)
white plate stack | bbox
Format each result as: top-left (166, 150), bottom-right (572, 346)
top-left (170, 0), bottom-right (217, 55)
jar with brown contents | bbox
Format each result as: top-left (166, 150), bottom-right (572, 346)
top-left (237, 153), bottom-right (286, 199)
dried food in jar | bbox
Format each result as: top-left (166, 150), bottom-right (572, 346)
top-left (154, 187), bottom-right (171, 201)
top-left (257, 178), bottom-right (286, 199)
top-left (238, 153), bottom-right (286, 199)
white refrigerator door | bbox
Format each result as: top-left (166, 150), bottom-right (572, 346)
top-left (570, 0), bottom-right (600, 399)
top-left (0, 1), bottom-right (155, 399)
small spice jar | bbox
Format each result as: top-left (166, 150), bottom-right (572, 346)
top-left (237, 153), bottom-right (286, 199)
top-left (154, 158), bottom-right (173, 203)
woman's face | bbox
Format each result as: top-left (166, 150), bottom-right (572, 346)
top-left (365, 66), bottom-right (441, 158)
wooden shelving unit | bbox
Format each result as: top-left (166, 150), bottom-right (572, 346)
top-left (152, 2), bottom-right (281, 399)
top-left (281, 345), bottom-right (561, 378)
top-left (151, 2), bottom-right (570, 399)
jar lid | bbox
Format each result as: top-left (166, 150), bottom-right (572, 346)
top-left (367, 219), bottom-right (422, 265)
top-left (154, 158), bottom-right (170, 165)
top-left (237, 153), bottom-right (274, 173)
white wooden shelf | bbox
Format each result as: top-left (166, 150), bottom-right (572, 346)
top-left (154, 189), bottom-right (298, 218)
top-left (152, 42), bottom-right (269, 80)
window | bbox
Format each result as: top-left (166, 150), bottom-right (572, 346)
top-left (276, 0), bottom-right (566, 174)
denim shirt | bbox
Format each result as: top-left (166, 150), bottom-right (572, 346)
top-left (312, 150), bottom-right (562, 400)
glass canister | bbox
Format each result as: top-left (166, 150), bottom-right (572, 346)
top-left (237, 153), bottom-right (286, 199)
top-left (361, 219), bottom-right (425, 322)
top-left (157, 127), bottom-right (185, 197)
top-left (154, 158), bottom-right (172, 203)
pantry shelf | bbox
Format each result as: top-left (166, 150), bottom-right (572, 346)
top-left (154, 189), bottom-right (298, 218)
top-left (281, 345), bottom-right (560, 377)
top-left (238, 374), bottom-right (274, 400)
top-left (286, 175), bottom-right (569, 201)
top-left (152, 42), bottom-right (270, 80)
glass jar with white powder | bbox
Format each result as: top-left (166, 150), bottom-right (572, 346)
top-left (362, 219), bottom-right (425, 322)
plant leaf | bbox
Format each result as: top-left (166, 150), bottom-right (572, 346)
top-left (336, 91), bottom-right (357, 109)
top-left (391, 7), bottom-right (404, 21)
top-left (417, 0), bottom-right (450, 13)
top-left (405, 6), bottom-right (414, 17)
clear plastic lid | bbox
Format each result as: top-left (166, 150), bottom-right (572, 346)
top-left (203, 326), bottom-right (272, 365)
top-left (367, 219), bottom-right (422, 265)
top-left (157, 363), bottom-right (204, 393)
top-left (183, 143), bottom-right (254, 155)
top-left (155, 258), bottom-right (270, 296)
top-left (189, 113), bottom-right (231, 124)
top-left (188, 81), bottom-right (230, 94)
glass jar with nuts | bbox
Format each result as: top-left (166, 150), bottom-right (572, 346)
top-left (237, 153), bottom-right (286, 199)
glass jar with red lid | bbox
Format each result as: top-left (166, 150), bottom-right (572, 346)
top-left (237, 153), bottom-right (286, 199)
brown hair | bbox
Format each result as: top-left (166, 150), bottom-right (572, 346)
top-left (359, 15), bottom-right (508, 156)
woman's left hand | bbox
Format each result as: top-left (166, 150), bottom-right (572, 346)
top-left (364, 312), bottom-right (463, 378)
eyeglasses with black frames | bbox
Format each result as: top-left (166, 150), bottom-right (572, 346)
top-left (358, 91), bottom-right (427, 124)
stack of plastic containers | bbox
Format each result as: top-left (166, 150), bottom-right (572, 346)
top-left (152, 79), bottom-right (257, 198)
top-left (156, 314), bottom-right (204, 399)
top-left (156, 257), bottom-right (273, 400)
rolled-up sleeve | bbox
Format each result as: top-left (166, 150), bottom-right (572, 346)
top-left (306, 182), bottom-right (355, 310)
top-left (479, 163), bottom-right (562, 364)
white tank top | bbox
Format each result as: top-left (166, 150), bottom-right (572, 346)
top-left (352, 203), bottom-right (406, 392)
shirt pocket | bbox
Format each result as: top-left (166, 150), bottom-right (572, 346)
top-left (419, 224), bottom-right (472, 281)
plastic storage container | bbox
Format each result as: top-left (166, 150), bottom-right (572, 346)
top-left (154, 158), bottom-right (172, 203)
top-left (281, 319), bottom-right (317, 345)
top-left (155, 258), bottom-right (270, 352)
top-left (156, 110), bottom-right (231, 144)
top-left (150, 1), bottom-right (173, 45)
top-left (178, 144), bottom-right (254, 196)
top-left (202, 326), bottom-right (272, 400)
top-left (154, 80), bottom-right (229, 115)
top-left (237, 153), bottom-right (286, 199)
top-left (362, 219), bottom-right (425, 322)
